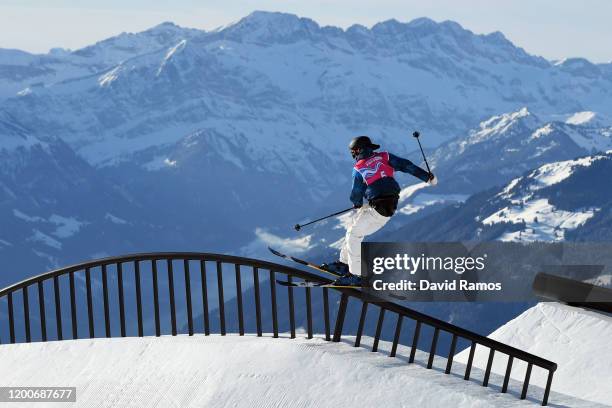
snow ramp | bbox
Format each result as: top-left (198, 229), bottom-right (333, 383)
top-left (0, 335), bottom-right (599, 408)
top-left (455, 302), bottom-right (612, 406)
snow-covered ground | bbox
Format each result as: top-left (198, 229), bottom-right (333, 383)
top-left (398, 192), bottom-right (468, 216)
top-left (456, 303), bottom-right (612, 406)
top-left (482, 198), bottom-right (597, 242)
top-left (0, 333), bottom-right (601, 407)
top-left (481, 153), bottom-right (609, 242)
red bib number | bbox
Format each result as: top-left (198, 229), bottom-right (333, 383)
top-left (354, 152), bottom-right (394, 185)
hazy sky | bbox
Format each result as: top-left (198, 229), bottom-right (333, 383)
top-left (1, 0), bottom-right (611, 63)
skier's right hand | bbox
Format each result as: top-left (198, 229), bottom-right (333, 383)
top-left (353, 203), bottom-right (363, 209)
top-left (428, 173), bottom-right (438, 186)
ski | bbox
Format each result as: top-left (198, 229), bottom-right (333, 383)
top-left (267, 247), bottom-right (341, 277)
top-left (268, 247), bottom-right (406, 298)
top-left (276, 280), bottom-right (361, 289)
top-left (276, 279), bottom-right (406, 300)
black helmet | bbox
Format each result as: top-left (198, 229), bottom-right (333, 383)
top-left (349, 136), bottom-right (380, 159)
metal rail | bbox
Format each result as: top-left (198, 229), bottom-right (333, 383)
top-left (0, 252), bottom-right (557, 405)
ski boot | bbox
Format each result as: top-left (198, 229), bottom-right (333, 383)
top-left (320, 261), bottom-right (349, 276)
top-left (331, 273), bottom-right (363, 287)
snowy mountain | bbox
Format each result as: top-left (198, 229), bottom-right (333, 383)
top-left (0, 114), bottom-right (218, 286)
top-left (389, 151), bottom-right (612, 242)
top-left (3, 11), bottom-right (612, 166)
top-left (241, 107), bottom-right (612, 261)
top-left (428, 107), bottom-right (612, 194)
top-left (3, 11), bottom-right (612, 280)
top-left (0, 22), bottom-right (201, 100)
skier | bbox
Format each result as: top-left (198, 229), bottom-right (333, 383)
top-left (324, 136), bottom-right (437, 286)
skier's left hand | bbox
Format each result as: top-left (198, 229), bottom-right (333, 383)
top-left (428, 173), bottom-right (438, 186)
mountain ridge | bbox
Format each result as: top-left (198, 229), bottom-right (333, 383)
top-left (2, 11), bottom-right (612, 281)
top-left (388, 150), bottom-right (612, 242)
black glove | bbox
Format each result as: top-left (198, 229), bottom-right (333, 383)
top-left (353, 203), bottom-right (363, 209)
top-left (428, 173), bottom-right (438, 186)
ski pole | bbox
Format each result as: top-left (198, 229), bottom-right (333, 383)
top-left (412, 131), bottom-right (432, 175)
top-left (294, 207), bottom-right (354, 231)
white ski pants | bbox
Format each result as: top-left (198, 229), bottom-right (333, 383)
top-left (339, 205), bottom-right (390, 276)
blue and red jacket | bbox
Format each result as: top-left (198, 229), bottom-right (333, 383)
top-left (350, 149), bottom-right (430, 206)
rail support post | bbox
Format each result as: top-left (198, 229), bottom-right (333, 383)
top-left (332, 293), bottom-right (349, 342)
top-left (542, 370), bottom-right (554, 406)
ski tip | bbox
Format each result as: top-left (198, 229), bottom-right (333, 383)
top-left (389, 293), bottom-right (407, 301)
top-left (268, 247), bottom-right (284, 257)
top-left (289, 256), bottom-right (309, 266)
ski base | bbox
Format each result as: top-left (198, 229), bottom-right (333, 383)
top-left (276, 280), bottom-right (362, 289)
top-left (268, 247), bottom-right (407, 299)
top-left (268, 247), bottom-right (340, 277)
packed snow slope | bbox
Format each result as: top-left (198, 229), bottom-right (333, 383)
top-left (456, 303), bottom-right (612, 406)
top-left (0, 335), bottom-right (600, 407)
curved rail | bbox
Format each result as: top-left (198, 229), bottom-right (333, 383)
top-left (0, 252), bottom-right (556, 405)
